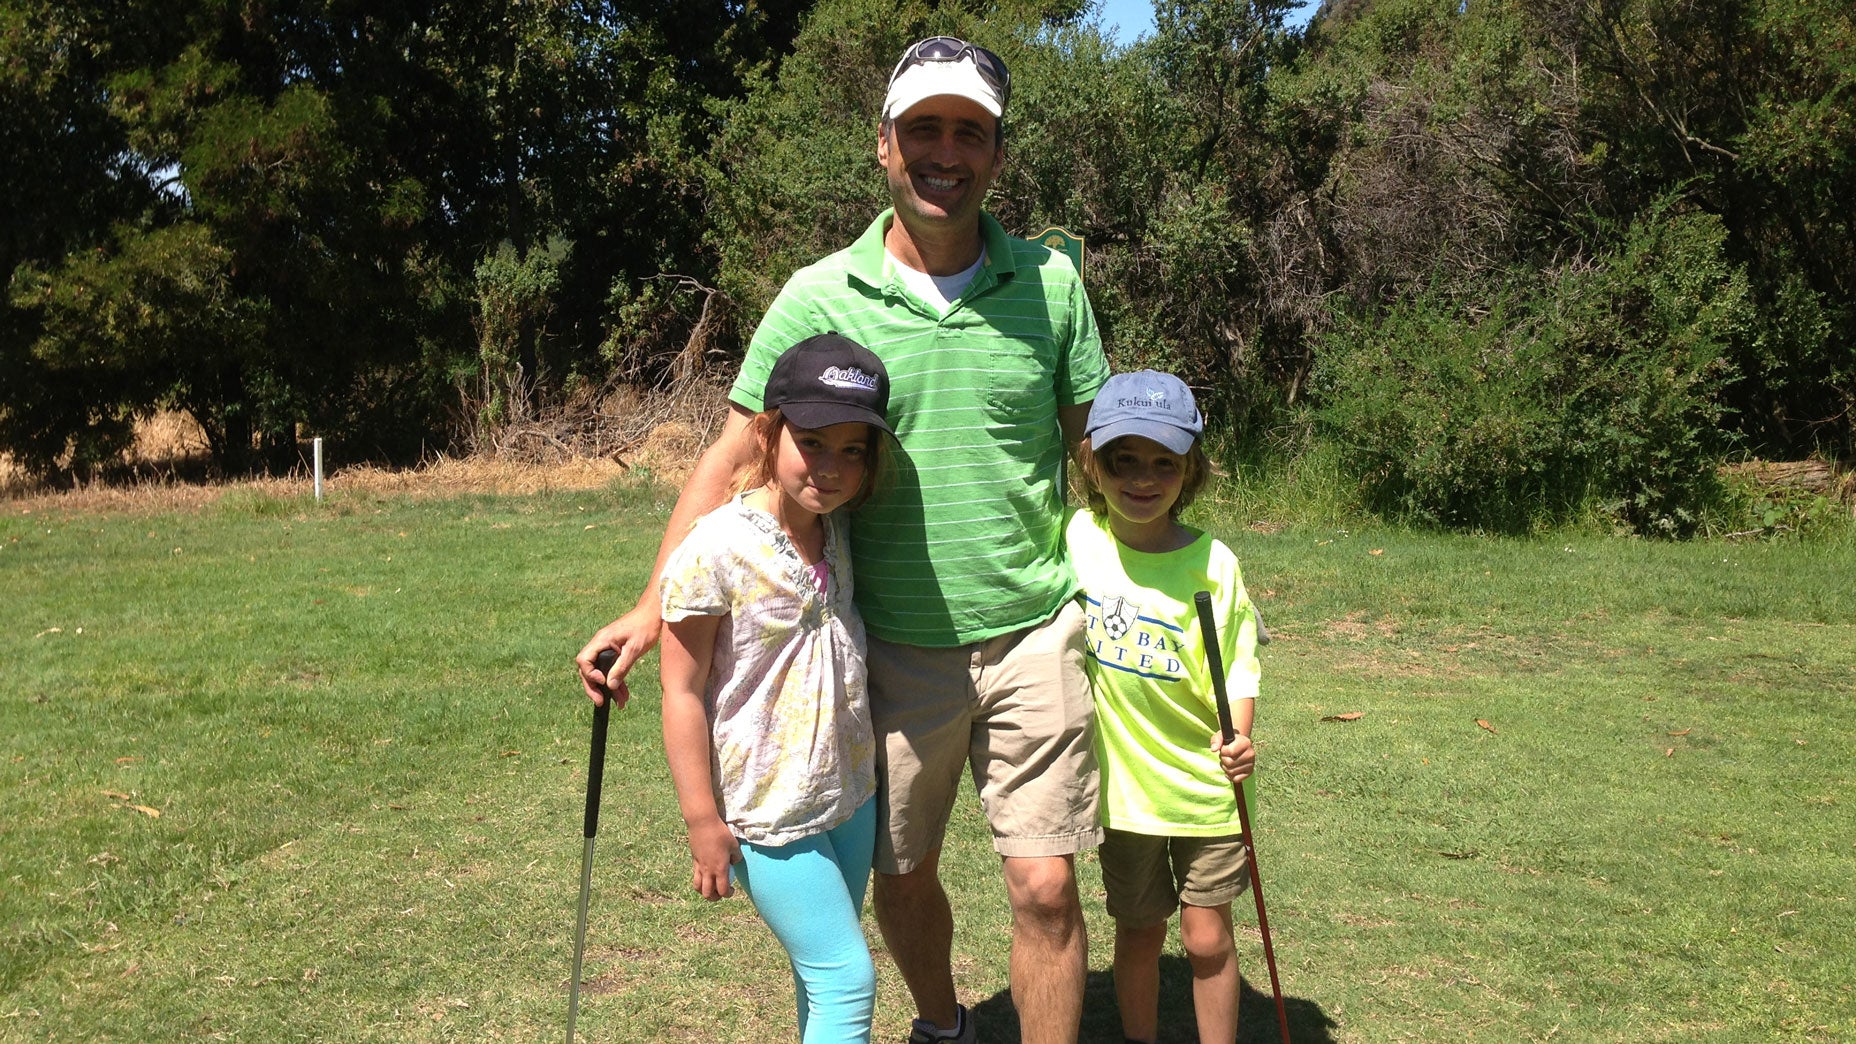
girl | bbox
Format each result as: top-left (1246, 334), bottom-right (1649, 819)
top-left (657, 333), bottom-right (892, 1043)
top-left (1066, 370), bottom-right (1262, 1044)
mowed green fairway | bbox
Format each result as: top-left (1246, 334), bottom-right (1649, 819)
top-left (3, 482), bottom-right (1852, 1042)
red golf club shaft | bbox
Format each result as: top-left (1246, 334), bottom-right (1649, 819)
top-left (1194, 591), bottom-right (1290, 1044)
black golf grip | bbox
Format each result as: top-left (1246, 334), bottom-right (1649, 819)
top-left (1193, 591), bottom-right (1237, 745)
top-left (584, 648), bottom-right (617, 839)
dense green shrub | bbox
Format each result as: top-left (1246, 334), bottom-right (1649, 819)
top-left (471, 237), bottom-right (569, 430)
top-left (1553, 205), bottom-right (1749, 535)
top-left (1312, 293), bottom-right (1581, 532)
top-left (1315, 205), bottom-right (1747, 535)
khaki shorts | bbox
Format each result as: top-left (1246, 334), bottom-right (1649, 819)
top-left (866, 599), bottom-right (1101, 874)
top-left (1099, 828), bottom-right (1252, 926)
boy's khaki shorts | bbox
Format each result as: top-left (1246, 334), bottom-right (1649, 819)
top-left (1099, 828), bottom-right (1252, 926)
top-left (866, 599), bottom-right (1101, 875)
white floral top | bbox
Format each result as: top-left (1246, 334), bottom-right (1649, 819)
top-left (660, 496), bottom-right (875, 846)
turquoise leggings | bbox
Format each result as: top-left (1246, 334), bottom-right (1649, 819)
top-left (734, 798), bottom-right (877, 1044)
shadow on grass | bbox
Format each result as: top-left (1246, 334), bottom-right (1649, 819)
top-left (969, 955), bottom-right (1336, 1043)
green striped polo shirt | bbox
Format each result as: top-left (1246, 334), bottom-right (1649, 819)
top-left (731, 209), bottom-right (1109, 646)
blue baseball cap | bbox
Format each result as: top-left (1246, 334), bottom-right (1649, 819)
top-left (1086, 370), bottom-right (1203, 455)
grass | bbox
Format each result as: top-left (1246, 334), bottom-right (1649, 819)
top-left (3, 478), bottom-right (1853, 1042)
top-left (1229, 521), bottom-right (1856, 1043)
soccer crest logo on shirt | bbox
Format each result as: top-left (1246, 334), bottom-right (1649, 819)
top-left (1100, 594), bottom-right (1139, 640)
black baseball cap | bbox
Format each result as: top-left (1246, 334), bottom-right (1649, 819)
top-left (765, 333), bottom-right (894, 434)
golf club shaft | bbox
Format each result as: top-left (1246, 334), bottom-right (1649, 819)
top-left (566, 835), bottom-right (596, 1042)
top-left (567, 649), bottom-right (617, 1044)
top-left (1233, 765), bottom-right (1289, 1044)
top-left (1194, 591), bottom-right (1291, 1044)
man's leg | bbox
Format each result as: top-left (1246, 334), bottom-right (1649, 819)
top-left (1001, 854), bottom-right (1087, 1044)
top-left (872, 846), bottom-right (960, 1029)
top-left (971, 601), bottom-right (1099, 1042)
top-left (866, 635), bottom-right (980, 1035)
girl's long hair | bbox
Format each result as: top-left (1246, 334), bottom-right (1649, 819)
top-left (737, 408), bottom-right (890, 511)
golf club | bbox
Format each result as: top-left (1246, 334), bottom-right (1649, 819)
top-left (1194, 590), bottom-right (1291, 1044)
top-left (566, 647), bottom-right (618, 1044)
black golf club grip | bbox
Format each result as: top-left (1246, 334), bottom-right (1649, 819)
top-left (1193, 591), bottom-right (1237, 744)
top-left (584, 649), bottom-right (617, 839)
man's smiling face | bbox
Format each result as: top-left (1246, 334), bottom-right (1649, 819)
top-left (878, 95), bottom-right (1004, 235)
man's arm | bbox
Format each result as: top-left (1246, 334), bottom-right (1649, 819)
top-left (574, 403), bottom-right (759, 706)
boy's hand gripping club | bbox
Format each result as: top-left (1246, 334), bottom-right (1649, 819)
top-left (1194, 590), bottom-right (1292, 1044)
top-left (567, 648), bottom-right (617, 1044)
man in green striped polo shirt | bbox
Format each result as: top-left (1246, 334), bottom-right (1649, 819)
top-left (578, 36), bottom-right (1108, 1044)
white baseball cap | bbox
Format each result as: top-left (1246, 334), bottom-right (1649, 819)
top-left (883, 37), bottom-right (1010, 121)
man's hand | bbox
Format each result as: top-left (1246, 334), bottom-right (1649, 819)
top-left (685, 816), bottom-right (742, 900)
top-left (575, 604), bottom-right (663, 708)
top-left (573, 403), bottom-right (757, 710)
top-left (1213, 731), bottom-right (1256, 786)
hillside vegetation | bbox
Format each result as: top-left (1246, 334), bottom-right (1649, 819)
top-left (4, 0), bottom-right (1851, 534)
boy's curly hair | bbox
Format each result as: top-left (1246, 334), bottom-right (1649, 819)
top-left (1071, 435), bottom-right (1209, 521)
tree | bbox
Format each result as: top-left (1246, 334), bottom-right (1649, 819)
top-left (1, 0), bottom-right (824, 478)
top-left (1576, 0), bottom-right (1856, 456)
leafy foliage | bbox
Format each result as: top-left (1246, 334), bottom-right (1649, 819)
top-left (5, 222), bottom-right (262, 477)
top-left (1315, 204), bottom-right (1747, 535)
top-left (0, 0), bottom-right (808, 478)
top-left (3, 0), bottom-right (1850, 530)
top-left (471, 237), bottom-right (570, 434)
top-left (1572, 0), bottom-right (1856, 458)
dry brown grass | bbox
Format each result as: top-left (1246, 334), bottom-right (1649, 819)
top-left (460, 375), bottom-right (730, 463)
top-left (1, 382), bottom-right (730, 515)
top-left (1721, 457), bottom-right (1855, 504)
top-left (1, 454), bottom-right (649, 517)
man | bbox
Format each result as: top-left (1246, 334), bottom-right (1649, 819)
top-left (578, 36), bottom-right (1108, 1044)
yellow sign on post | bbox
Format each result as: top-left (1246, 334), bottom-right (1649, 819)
top-left (1030, 225), bottom-right (1086, 283)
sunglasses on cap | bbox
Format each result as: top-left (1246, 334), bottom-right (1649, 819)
top-left (888, 36), bottom-right (1012, 110)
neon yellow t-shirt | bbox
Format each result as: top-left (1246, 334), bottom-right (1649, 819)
top-left (1066, 508), bottom-right (1260, 836)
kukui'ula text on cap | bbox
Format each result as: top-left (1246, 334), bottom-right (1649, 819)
top-left (1085, 370), bottom-right (1204, 455)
